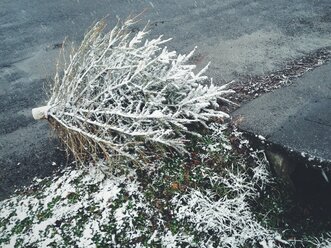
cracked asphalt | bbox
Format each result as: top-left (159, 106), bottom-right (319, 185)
top-left (1, 0), bottom-right (331, 199)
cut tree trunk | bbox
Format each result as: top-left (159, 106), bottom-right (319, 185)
top-left (32, 106), bottom-right (50, 120)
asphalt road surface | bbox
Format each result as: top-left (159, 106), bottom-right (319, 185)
top-left (234, 61), bottom-right (331, 162)
top-left (1, 0), bottom-right (331, 199)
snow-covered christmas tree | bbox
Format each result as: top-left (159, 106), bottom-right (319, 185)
top-left (32, 18), bottom-right (234, 166)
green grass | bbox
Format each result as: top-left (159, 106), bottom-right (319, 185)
top-left (0, 124), bottom-right (330, 247)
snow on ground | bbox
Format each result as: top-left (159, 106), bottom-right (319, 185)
top-left (2, 162), bottom-right (280, 247)
top-left (0, 124), bottom-right (330, 247)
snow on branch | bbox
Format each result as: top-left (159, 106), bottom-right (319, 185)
top-left (39, 18), bottom-right (234, 165)
top-left (172, 174), bottom-right (282, 248)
